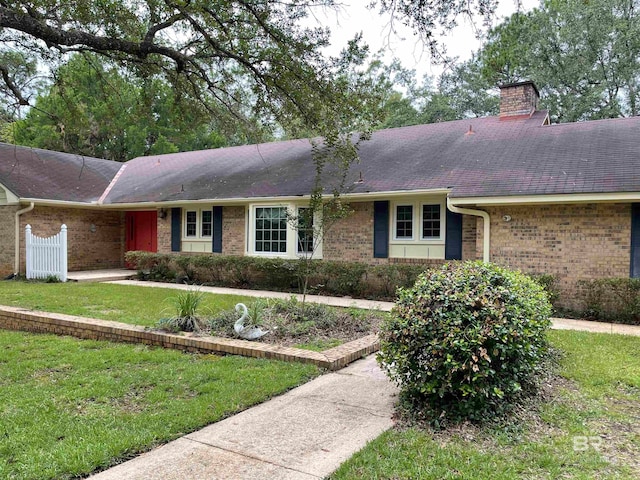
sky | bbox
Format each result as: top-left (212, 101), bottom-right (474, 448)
top-left (312, 0), bottom-right (540, 80)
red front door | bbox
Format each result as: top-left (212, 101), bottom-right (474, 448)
top-left (126, 211), bottom-right (158, 253)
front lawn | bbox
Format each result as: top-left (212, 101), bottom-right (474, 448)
top-left (0, 330), bottom-right (319, 480)
top-left (0, 282), bottom-right (249, 327)
top-left (330, 330), bottom-right (640, 479)
top-left (0, 282), bottom-right (385, 349)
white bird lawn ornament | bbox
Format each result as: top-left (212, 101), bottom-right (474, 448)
top-left (234, 303), bottom-right (269, 340)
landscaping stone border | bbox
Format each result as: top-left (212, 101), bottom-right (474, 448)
top-left (0, 305), bottom-right (379, 370)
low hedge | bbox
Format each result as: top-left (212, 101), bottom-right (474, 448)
top-left (576, 278), bottom-right (640, 325)
top-left (124, 251), bottom-right (434, 301)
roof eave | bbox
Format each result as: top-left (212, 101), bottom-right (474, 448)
top-left (450, 192), bottom-right (640, 206)
top-left (0, 181), bottom-right (20, 205)
top-left (99, 188), bottom-right (454, 208)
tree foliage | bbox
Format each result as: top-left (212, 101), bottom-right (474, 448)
top-left (0, 1), bottom-right (386, 153)
top-left (13, 54), bottom-right (236, 161)
top-left (479, 0), bottom-right (640, 122)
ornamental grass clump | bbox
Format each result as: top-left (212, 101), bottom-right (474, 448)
top-left (378, 261), bottom-right (552, 426)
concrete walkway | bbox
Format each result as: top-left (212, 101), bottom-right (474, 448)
top-left (108, 279), bottom-right (394, 311)
top-left (90, 355), bottom-right (396, 480)
top-left (88, 280), bottom-right (640, 479)
top-left (68, 269), bottom-right (135, 282)
top-left (109, 280), bottom-right (640, 337)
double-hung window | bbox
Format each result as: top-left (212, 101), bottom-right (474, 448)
top-left (421, 204), bottom-right (441, 239)
top-left (297, 207), bottom-right (314, 254)
top-left (248, 204), bottom-right (323, 258)
top-left (392, 201), bottom-right (443, 241)
top-left (395, 205), bottom-right (414, 239)
top-left (185, 208), bottom-right (213, 238)
top-left (201, 210), bottom-right (212, 237)
top-left (185, 211), bottom-right (197, 237)
top-left (255, 206), bottom-right (287, 253)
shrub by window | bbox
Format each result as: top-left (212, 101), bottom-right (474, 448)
top-left (378, 261), bottom-right (552, 425)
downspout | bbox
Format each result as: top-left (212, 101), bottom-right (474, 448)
top-left (14, 202), bottom-right (34, 275)
top-left (446, 196), bottom-right (490, 263)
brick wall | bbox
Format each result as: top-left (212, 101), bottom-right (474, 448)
top-left (156, 206), bottom-right (246, 256)
top-left (323, 201), bottom-right (474, 266)
top-left (222, 206), bottom-right (245, 256)
top-left (0, 205), bottom-right (18, 276)
top-left (323, 202), bottom-right (385, 264)
top-left (499, 82), bottom-right (539, 118)
top-left (157, 209), bottom-right (172, 253)
top-left (462, 214), bottom-right (479, 261)
top-left (19, 207), bottom-right (125, 272)
top-left (486, 203), bottom-right (631, 309)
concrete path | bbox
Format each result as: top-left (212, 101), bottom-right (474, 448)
top-left (68, 269), bottom-right (135, 282)
top-left (88, 280), bottom-right (640, 479)
top-left (108, 279), bottom-right (394, 311)
top-left (551, 317), bottom-right (640, 336)
top-left (108, 280), bottom-right (640, 337)
top-left (90, 355), bottom-right (397, 480)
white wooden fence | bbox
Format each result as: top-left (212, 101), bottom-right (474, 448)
top-left (25, 224), bottom-right (68, 282)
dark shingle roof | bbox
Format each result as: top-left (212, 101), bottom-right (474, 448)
top-left (0, 143), bottom-right (121, 202)
top-left (102, 110), bottom-right (640, 204)
top-left (4, 111), bottom-right (640, 205)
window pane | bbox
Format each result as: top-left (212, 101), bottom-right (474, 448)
top-left (422, 205), bottom-right (441, 238)
top-left (186, 211), bottom-right (197, 237)
top-left (297, 207), bottom-right (314, 253)
top-left (255, 206), bottom-right (287, 253)
top-left (396, 205), bottom-right (413, 239)
top-left (201, 210), bottom-right (212, 237)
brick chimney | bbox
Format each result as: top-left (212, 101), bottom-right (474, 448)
top-left (499, 81), bottom-right (539, 119)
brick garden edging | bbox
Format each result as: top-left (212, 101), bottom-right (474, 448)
top-left (0, 305), bottom-right (379, 370)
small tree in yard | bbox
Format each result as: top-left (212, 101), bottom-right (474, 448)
top-left (378, 261), bottom-right (552, 427)
top-left (289, 192), bottom-right (353, 310)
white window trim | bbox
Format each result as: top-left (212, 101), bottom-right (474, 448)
top-left (182, 207), bottom-right (214, 241)
top-left (296, 206), bottom-right (323, 258)
top-left (390, 198), bottom-right (446, 245)
top-left (253, 205), bottom-right (289, 256)
top-left (246, 203), bottom-right (323, 259)
top-left (393, 204), bottom-right (415, 241)
top-left (200, 210), bottom-right (213, 238)
top-left (420, 203), bottom-right (443, 241)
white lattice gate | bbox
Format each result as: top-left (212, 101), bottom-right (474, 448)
top-left (25, 224), bottom-right (68, 282)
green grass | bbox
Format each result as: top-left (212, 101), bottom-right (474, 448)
top-left (330, 330), bottom-right (640, 479)
top-left (0, 330), bottom-right (319, 480)
top-left (0, 282), bottom-right (250, 327)
top-left (294, 338), bottom-right (344, 351)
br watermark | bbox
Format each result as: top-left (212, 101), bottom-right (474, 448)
top-left (572, 436), bottom-right (603, 452)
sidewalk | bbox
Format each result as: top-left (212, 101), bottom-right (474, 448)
top-left (90, 280), bottom-right (640, 479)
top-left (90, 354), bottom-right (397, 480)
top-left (108, 280), bottom-right (640, 337)
top-left (108, 280), bottom-right (395, 311)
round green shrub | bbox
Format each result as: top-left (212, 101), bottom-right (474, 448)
top-left (378, 261), bottom-right (552, 425)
